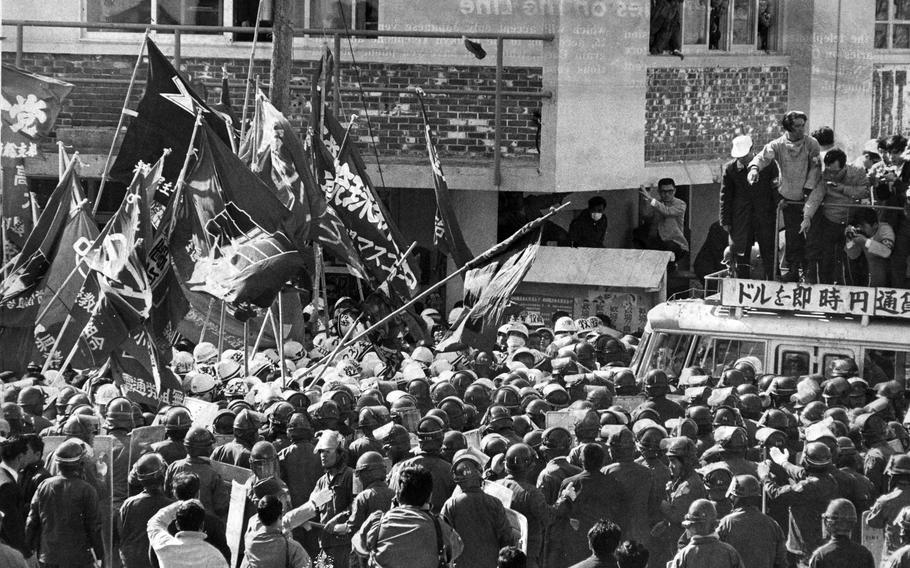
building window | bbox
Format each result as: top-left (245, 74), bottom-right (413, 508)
top-left (650, 0), bottom-right (777, 55)
top-left (876, 0), bottom-right (910, 49)
top-left (87, 0), bottom-right (223, 31)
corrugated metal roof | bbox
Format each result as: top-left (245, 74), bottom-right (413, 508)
top-left (523, 246), bottom-right (673, 290)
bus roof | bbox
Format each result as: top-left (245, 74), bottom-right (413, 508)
top-left (646, 298), bottom-right (910, 347)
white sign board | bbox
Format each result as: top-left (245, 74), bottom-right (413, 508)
top-left (721, 278), bottom-right (910, 319)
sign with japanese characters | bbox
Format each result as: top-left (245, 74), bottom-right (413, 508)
top-left (512, 294), bottom-right (575, 327)
top-left (721, 279), bottom-right (910, 320)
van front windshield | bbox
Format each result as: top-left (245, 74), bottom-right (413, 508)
top-left (644, 333), bottom-right (695, 381)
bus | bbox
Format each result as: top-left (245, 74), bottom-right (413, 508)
top-left (630, 277), bottom-right (910, 385)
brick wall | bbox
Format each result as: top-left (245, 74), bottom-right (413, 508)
top-left (2, 52), bottom-right (543, 160)
top-left (645, 66), bottom-right (789, 163)
top-left (872, 64), bottom-right (909, 139)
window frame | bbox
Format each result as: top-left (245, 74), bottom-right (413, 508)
top-left (876, 0), bottom-right (910, 50)
top-left (82, 0), bottom-right (378, 42)
top-left (677, 0), bottom-right (778, 54)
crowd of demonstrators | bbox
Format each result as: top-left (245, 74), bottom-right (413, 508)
top-left (3, 300), bottom-right (910, 568)
top-left (715, 109), bottom-right (910, 286)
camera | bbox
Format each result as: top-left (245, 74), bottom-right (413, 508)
top-left (845, 226), bottom-right (860, 239)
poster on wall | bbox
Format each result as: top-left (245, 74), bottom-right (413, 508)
top-left (575, 290), bottom-right (651, 335)
top-left (512, 294), bottom-right (574, 327)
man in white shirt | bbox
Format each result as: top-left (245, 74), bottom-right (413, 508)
top-left (845, 207), bottom-right (895, 287)
top-left (147, 499), bottom-right (228, 568)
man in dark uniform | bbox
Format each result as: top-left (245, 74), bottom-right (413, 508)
top-left (388, 415), bottom-right (455, 513)
top-left (760, 441), bottom-right (840, 564)
top-left (313, 430), bottom-right (355, 568)
top-left (500, 443), bottom-right (550, 568)
top-left (26, 439), bottom-right (104, 568)
top-left (720, 134), bottom-right (779, 279)
top-left (211, 408), bottom-right (260, 469)
top-left (554, 444), bottom-right (622, 567)
top-left (868, 454), bottom-right (910, 558)
top-left (670, 499), bottom-right (743, 568)
top-left (807, 499), bottom-right (875, 568)
top-left (164, 426), bottom-right (230, 520)
top-left (119, 453), bottom-right (173, 568)
top-left (637, 370), bottom-right (684, 422)
top-left (0, 435), bottom-right (28, 558)
top-left (601, 426), bottom-right (658, 544)
top-left (150, 406), bottom-right (191, 465)
top-left (278, 412), bottom-right (321, 557)
top-left (17, 387), bottom-right (52, 435)
top-left (717, 474), bottom-right (787, 568)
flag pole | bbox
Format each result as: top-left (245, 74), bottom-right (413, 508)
top-left (277, 290), bottom-right (286, 384)
top-left (300, 240), bottom-right (417, 387)
top-left (216, 300), bottom-right (226, 353)
top-left (199, 298), bottom-right (214, 344)
top-left (321, 204), bottom-right (570, 363)
top-left (93, 27), bottom-right (150, 217)
top-left (41, 314), bottom-right (73, 374)
top-left (308, 311), bottom-right (364, 387)
top-left (239, 0), bottom-right (266, 143)
top-left (251, 308), bottom-right (271, 355)
top-left (243, 320), bottom-right (250, 376)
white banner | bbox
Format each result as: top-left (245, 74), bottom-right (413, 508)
top-left (721, 279), bottom-right (910, 319)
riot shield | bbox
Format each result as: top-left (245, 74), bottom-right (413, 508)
top-left (183, 397), bottom-right (219, 429)
top-left (128, 425), bottom-right (165, 469)
top-left (861, 510), bottom-right (885, 567)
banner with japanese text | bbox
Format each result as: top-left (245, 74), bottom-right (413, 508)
top-left (721, 279), bottom-right (910, 319)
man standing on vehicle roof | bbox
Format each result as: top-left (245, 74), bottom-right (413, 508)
top-left (721, 134), bottom-right (778, 279)
top-left (748, 110), bottom-right (822, 282)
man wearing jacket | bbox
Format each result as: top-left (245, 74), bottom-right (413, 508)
top-left (721, 135), bottom-right (779, 279)
top-left (801, 148), bottom-right (870, 284)
top-left (748, 111), bottom-right (822, 281)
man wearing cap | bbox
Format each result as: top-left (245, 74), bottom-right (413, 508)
top-left (441, 449), bottom-right (516, 568)
top-left (721, 134), bottom-right (779, 279)
top-left (716, 475), bottom-right (787, 568)
top-left (808, 499), bottom-right (875, 568)
top-left (313, 429), bottom-right (355, 567)
top-left (165, 427), bottom-right (230, 520)
top-left (853, 139), bottom-right (882, 172)
top-left (867, 454), bottom-right (910, 558)
top-left (500, 443), bottom-right (549, 568)
top-left (669, 499), bottom-right (744, 568)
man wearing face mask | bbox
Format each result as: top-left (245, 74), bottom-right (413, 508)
top-left (569, 196), bottom-right (608, 248)
top-left (504, 323), bottom-right (530, 359)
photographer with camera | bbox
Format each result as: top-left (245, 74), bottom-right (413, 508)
top-left (845, 208), bottom-right (895, 286)
top-left (869, 134), bottom-right (910, 287)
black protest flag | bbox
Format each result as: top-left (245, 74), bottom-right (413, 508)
top-left (241, 90), bottom-right (367, 279)
top-left (111, 329), bottom-right (184, 407)
top-left (109, 38), bottom-right (232, 184)
top-left (0, 159), bottom-right (98, 336)
top-left (1, 64), bottom-right (74, 154)
top-left (61, 168), bottom-right (154, 368)
top-left (414, 89), bottom-right (473, 268)
top-left (170, 124), bottom-right (307, 311)
top-left (310, 50), bottom-right (418, 301)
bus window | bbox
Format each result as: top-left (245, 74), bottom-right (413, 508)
top-left (778, 348), bottom-right (811, 377)
top-left (630, 331), bottom-right (650, 375)
top-left (821, 351), bottom-right (857, 380)
top-left (644, 333), bottom-right (694, 381)
top-left (864, 349), bottom-right (910, 384)
top-left (693, 337), bottom-right (766, 377)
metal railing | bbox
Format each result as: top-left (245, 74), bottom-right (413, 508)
top-left (4, 20), bottom-right (555, 186)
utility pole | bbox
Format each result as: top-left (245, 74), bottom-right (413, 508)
top-left (269, 0), bottom-right (293, 113)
